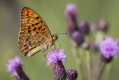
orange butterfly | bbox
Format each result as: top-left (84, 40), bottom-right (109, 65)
top-left (18, 7), bottom-right (58, 57)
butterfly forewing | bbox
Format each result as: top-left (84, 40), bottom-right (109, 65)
top-left (21, 7), bottom-right (51, 37)
top-left (18, 7), bottom-right (52, 56)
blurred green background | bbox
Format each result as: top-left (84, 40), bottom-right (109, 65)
top-left (0, 0), bottom-right (119, 80)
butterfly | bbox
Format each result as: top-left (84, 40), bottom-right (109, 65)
top-left (18, 7), bottom-right (58, 57)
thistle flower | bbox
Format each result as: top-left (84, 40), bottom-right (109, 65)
top-left (65, 4), bottom-right (78, 21)
top-left (101, 54), bottom-right (113, 63)
top-left (90, 43), bottom-right (98, 52)
top-left (65, 4), bottom-right (79, 37)
top-left (82, 42), bottom-right (90, 49)
top-left (100, 37), bottom-right (119, 62)
top-left (47, 49), bottom-right (66, 65)
top-left (47, 49), bottom-right (67, 80)
top-left (67, 69), bottom-right (78, 80)
top-left (54, 61), bottom-right (67, 80)
top-left (67, 25), bottom-right (77, 37)
top-left (6, 56), bottom-right (29, 80)
top-left (78, 21), bottom-right (90, 34)
top-left (72, 31), bottom-right (84, 46)
top-left (97, 19), bottom-right (108, 32)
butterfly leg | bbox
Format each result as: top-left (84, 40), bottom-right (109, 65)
top-left (52, 44), bottom-right (56, 50)
top-left (43, 48), bottom-right (49, 59)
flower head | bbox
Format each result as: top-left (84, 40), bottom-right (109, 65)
top-left (54, 61), bottom-right (67, 80)
top-left (100, 36), bottom-right (119, 58)
top-left (101, 54), bottom-right (113, 63)
top-left (47, 49), bottom-right (66, 65)
top-left (78, 21), bottom-right (90, 34)
top-left (65, 4), bottom-right (79, 37)
top-left (67, 69), bottom-right (78, 80)
top-left (6, 56), bottom-right (22, 78)
top-left (65, 4), bottom-right (78, 21)
top-left (47, 49), bottom-right (67, 80)
top-left (97, 19), bottom-right (108, 32)
top-left (72, 31), bottom-right (84, 46)
top-left (82, 42), bottom-right (90, 49)
top-left (6, 56), bottom-right (29, 80)
top-left (90, 43), bottom-right (98, 52)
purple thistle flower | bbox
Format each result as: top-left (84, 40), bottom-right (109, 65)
top-left (65, 4), bottom-right (79, 37)
top-left (65, 4), bottom-right (78, 21)
top-left (82, 42), bottom-right (90, 49)
top-left (97, 19), bottom-right (108, 32)
top-left (72, 31), bottom-right (84, 46)
top-left (47, 49), bottom-right (66, 66)
top-left (67, 69), bottom-right (78, 80)
top-left (78, 21), bottom-right (90, 34)
top-left (100, 36), bottom-right (119, 59)
top-left (6, 57), bottom-right (22, 78)
top-left (101, 54), bottom-right (113, 63)
top-left (67, 24), bottom-right (77, 37)
top-left (47, 49), bottom-right (67, 80)
top-left (90, 43), bottom-right (99, 52)
top-left (6, 56), bottom-right (29, 80)
top-left (54, 61), bottom-right (67, 80)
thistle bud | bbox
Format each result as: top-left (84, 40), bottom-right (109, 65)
top-left (47, 49), bottom-right (67, 80)
top-left (90, 43), bottom-right (98, 52)
top-left (54, 61), bottom-right (67, 80)
top-left (67, 69), bottom-right (78, 80)
top-left (72, 31), bottom-right (84, 46)
top-left (101, 54), bottom-right (113, 63)
top-left (82, 42), bottom-right (90, 49)
top-left (67, 25), bottom-right (77, 37)
top-left (66, 4), bottom-right (79, 37)
top-left (78, 21), bottom-right (90, 34)
top-left (6, 57), bottom-right (29, 80)
top-left (65, 4), bottom-right (78, 22)
top-left (97, 19), bottom-right (108, 32)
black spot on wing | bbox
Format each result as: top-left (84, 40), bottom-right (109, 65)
top-left (33, 27), bottom-right (36, 31)
top-left (28, 30), bottom-right (31, 33)
top-left (35, 22), bottom-right (39, 25)
top-left (28, 26), bottom-right (31, 29)
top-left (35, 17), bottom-right (39, 19)
top-left (36, 32), bottom-right (39, 34)
top-left (38, 25), bottom-right (42, 30)
top-left (42, 28), bottom-right (45, 31)
top-left (32, 24), bottom-right (35, 26)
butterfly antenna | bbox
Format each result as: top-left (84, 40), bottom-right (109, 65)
top-left (58, 32), bottom-right (68, 35)
top-left (56, 26), bottom-right (63, 34)
top-left (56, 22), bottom-right (68, 34)
top-left (56, 25), bottom-right (68, 35)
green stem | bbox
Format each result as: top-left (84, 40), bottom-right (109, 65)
top-left (97, 63), bottom-right (106, 80)
top-left (104, 63), bottom-right (112, 80)
top-left (85, 50), bottom-right (92, 80)
top-left (71, 42), bottom-right (84, 80)
top-left (92, 53), bottom-right (100, 80)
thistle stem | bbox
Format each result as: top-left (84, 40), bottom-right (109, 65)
top-left (97, 63), bottom-right (106, 80)
top-left (85, 50), bottom-right (92, 80)
top-left (71, 41), bottom-right (85, 80)
top-left (103, 63), bottom-right (112, 80)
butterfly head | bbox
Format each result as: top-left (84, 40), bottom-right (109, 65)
top-left (52, 34), bottom-right (58, 41)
